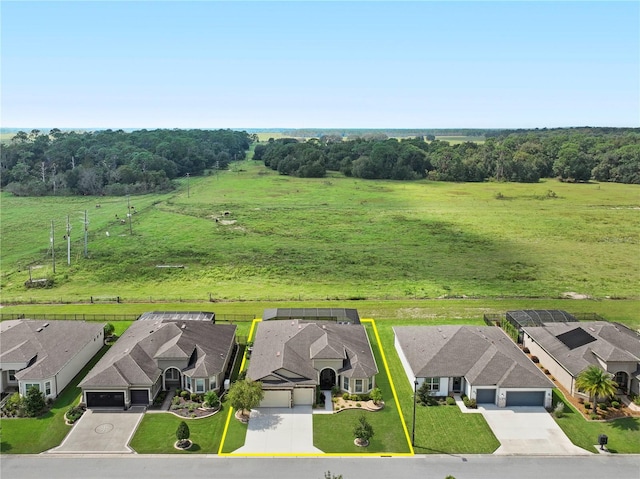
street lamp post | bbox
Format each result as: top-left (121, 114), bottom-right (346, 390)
top-left (412, 379), bottom-right (418, 446)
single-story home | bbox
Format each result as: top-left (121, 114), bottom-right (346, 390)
top-left (80, 312), bottom-right (236, 409)
top-left (522, 321), bottom-right (640, 399)
top-left (0, 319), bottom-right (104, 400)
top-left (247, 318), bottom-right (378, 407)
top-left (394, 326), bottom-right (554, 408)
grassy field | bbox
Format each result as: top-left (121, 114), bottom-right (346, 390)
top-left (1, 161), bottom-right (638, 305)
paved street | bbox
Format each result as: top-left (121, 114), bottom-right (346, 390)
top-left (2, 455), bottom-right (639, 479)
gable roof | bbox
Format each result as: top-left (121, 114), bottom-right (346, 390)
top-left (263, 308), bottom-right (360, 324)
top-left (80, 318), bottom-right (235, 388)
top-left (394, 326), bottom-right (552, 389)
top-left (0, 320), bottom-right (104, 381)
top-left (522, 321), bottom-right (640, 376)
top-left (247, 320), bottom-right (377, 388)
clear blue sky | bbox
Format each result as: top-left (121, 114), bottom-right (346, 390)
top-left (2, 1), bottom-right (638, 129)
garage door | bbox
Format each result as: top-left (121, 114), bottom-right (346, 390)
top-left (506, 391), bottom-right (545, 407)
top-left (130, 389), bottom-right (149, 405)
top-left (293, 388), bottom-right (314, 405)
top-left (476, 389), bottom-right (496, 404)
top-left (86, 392), bottom-right (125, 408)
top-left (260, 390), bottom-right (291, 408)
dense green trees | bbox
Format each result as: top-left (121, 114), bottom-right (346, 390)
top-left (1, 128), bottom-right (250, 196)
top-left (256, 128), bottom-right (639, 184)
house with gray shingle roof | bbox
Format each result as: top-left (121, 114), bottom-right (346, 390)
top-left (80, 312), bottom-right (235, 409)
top-left (247, 319), bottom-right (378, 407)
top-left (394, 326), bottom-right (553, 408)
top-left (522, 321), bottom-right (640, 399)
top-left (0, 320), bottom-right (104, 399)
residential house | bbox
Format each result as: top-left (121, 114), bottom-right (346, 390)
top-left (80, 312), bottom-right (236, 409)
top-left (522, 321), bottom-right (640, 399)
top-left (394, 325), bottom-right (554, 407)
top-left (0, 319), bottom-right (104, 399)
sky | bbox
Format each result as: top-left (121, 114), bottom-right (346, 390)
top-left (1, 1), bottom-right (639, 129)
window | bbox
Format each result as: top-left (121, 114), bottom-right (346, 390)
top-left (166, 369), bottom-right (178, 380)
top-left (25, 383), bottom-right (40, 393)
top-left (343, 376), bottom-right (349, 391)
top-left (8, 370), bottom-right (16, 381)
top-left (45, 382), bottom-right (52, 396)
top-left (424, 377), bottom-right (440, 391)
top-left (185, 376), bottom-right (192, 390)
top-left (209, 375), bottom-right (217, 390)
top-left (368, 377), bottom-right (373, 391)
top-left (195, 379), bottom-right (205, 393)
top-left (355, 379), bottom-right (364, 393)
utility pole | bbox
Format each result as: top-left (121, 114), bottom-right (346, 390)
top-left (66, 215), bottom-right (71, 265)
top-left (84, 210), bottom-right (89, 258)
top-left (50, 220), bottom-right (56, 274)
top-left (186, 173), bottom-right (190, 198)
top-left (127, 195), bottom-right (133, 235)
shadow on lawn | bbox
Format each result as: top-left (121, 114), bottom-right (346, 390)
top-left (607, 418), bottom-right (639, 431)
top-left (414, 443), bottom-right (470, 459)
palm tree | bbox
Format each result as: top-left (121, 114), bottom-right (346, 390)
top-left (575, 365), bottom-right (618, 412)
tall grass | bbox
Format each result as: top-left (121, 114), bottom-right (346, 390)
top-left (2, 162), bottom-right (638, 303)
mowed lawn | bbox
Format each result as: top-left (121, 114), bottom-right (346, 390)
top-left (552, 390), bottom-right (640, 454)
top-left (313, 322), bottom-right (411, 454)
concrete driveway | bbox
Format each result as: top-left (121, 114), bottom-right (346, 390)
top-left (48, 410), bottom-right (143, 454)
top-left (479, 405), bottom-right (591, 455)
top-left (234, 406), bottom-right (321, 454)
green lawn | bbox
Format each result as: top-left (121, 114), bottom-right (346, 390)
top-left (219, 411), bottom-right (248, 453)
top-left (0, 344), bottom-right (112, 454)
top-left (130, 408), bottom-right (230, 454)
top-left (552, 390), bottom-right (640, 454)
top-left (313, 322), bottom-right (411, 454)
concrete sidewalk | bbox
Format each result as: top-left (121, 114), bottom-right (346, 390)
top-left (235, 406), bottom-right (321, 454)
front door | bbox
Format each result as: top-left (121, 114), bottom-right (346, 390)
top-left (452, 377), bottom-right (462, 392)
top-left (319, 369), bottom-right (336, 389)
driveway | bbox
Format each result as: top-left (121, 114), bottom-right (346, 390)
top-left (234, 406), bottom-right (321, 454)
top-left (479, 405), bottom-right (591, 455)
top-left (48, 410), bottom-right (143, 454)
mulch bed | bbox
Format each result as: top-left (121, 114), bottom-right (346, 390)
top-left (332, 398), bottom-right (384, 413)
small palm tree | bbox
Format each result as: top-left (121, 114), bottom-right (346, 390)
top-left (575, 365), bottom-right (618, 412)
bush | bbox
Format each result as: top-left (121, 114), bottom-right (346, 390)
top-left (463, 397), bottom-right (477, 409)
top-left (180, 390), bottom-right (189, 399)
top-left (176, 420), bottom-right (190, 447)
top-left (522, 347), bottom-right (530, 354)
top-left (584, 403), bottom-right (591, 410)
top-left (342, 392), bottom-right (350, 400)
top-left (104, 323), bottom-right (115, 337)
top-left (544, 369), bottom-right (550, 375)
top-left (66, 405), bottom-right (86, 423)
top-left (553, 402), bottom-right (565, 418)
top-left (446, 396), bottom-right (456, 406)
top-left (203, 390), bottom-right (220, 409)
top-left (598, 403), bottom-right (608, 411)
top-left (530, 356), bottom-right (539, 363)
top-left (578, 397), bottom-right (584, 404)
top-left (172, 396), bottom-right (181, 406)
top-left (190, 392), bottom-right (200, 402)
top-left (370, 388), bottom-right (383, 405)
top-left (611, 401), bottom-right (620, 409)
top-left (589, 413), bottom-right (600, 420)
top-left (331, 385), bottom-right (341, 396)
top-left (24, 386), bottom-right (46, 417)
top-left (356, 402), bottom-right (361, 408)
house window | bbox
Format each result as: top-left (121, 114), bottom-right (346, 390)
top-left (45, 382), bottom-right (52, 396)
top-left (195, 379), bottom-right (205, 393)
top-left (368, 377), bottom-right (373, 391)
top-left (424, 377), bottom-right (440, 391)
top-left (166, 369), bottom-right (179, 380)
top-left (185, 376), bottom-right (192, 391)
top-left (209, 375), bottom-right (217, 390)
top-left (8, 370), bottom-right (16, 381)
top-left (343, 376), bottom-right (349, 391)
top-left (25, 383), bottom-right (40, 393)
top-left (355, 379), bottom-right (364, 393)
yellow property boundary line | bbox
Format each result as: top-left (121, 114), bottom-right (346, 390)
top-left (218, 318), bottom-right (414, 457)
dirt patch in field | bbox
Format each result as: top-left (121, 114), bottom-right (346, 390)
top-left (561, 292), bottom-right (591, 299)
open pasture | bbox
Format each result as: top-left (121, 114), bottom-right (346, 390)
top-left (1, 161), bottom-right (638, 304)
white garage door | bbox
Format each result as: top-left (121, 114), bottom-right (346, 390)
top-left (293, 387), bottom-right (314, 405)
top-left (260, 390), bottom-right (291, 408)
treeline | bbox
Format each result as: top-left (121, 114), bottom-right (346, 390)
top-left (1, 128), bottom-right (251, 196)
top-left (254, 128), bottom-right (640, 184)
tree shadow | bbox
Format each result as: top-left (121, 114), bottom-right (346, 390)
top-left (0, 441), bottom-right (12, 453)
top-left (607, 418), bottom-right (639, 431)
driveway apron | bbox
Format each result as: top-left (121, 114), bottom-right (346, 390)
top-left (48, 410), bottom-right (143, 454)
top-left (235, 406), bottom-right (321, 454)
top-left (479, 405), bottom-right (591, 455)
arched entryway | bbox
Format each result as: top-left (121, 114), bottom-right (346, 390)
top-left (319, 368), bottom-right (336, 389)
top-left (614, 371), bottom-right (629, 393)
top-left (164, 367), bottom-right (182, 389)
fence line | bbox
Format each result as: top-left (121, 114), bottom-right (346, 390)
top-left (0, 313), bottom-right (256, 322)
